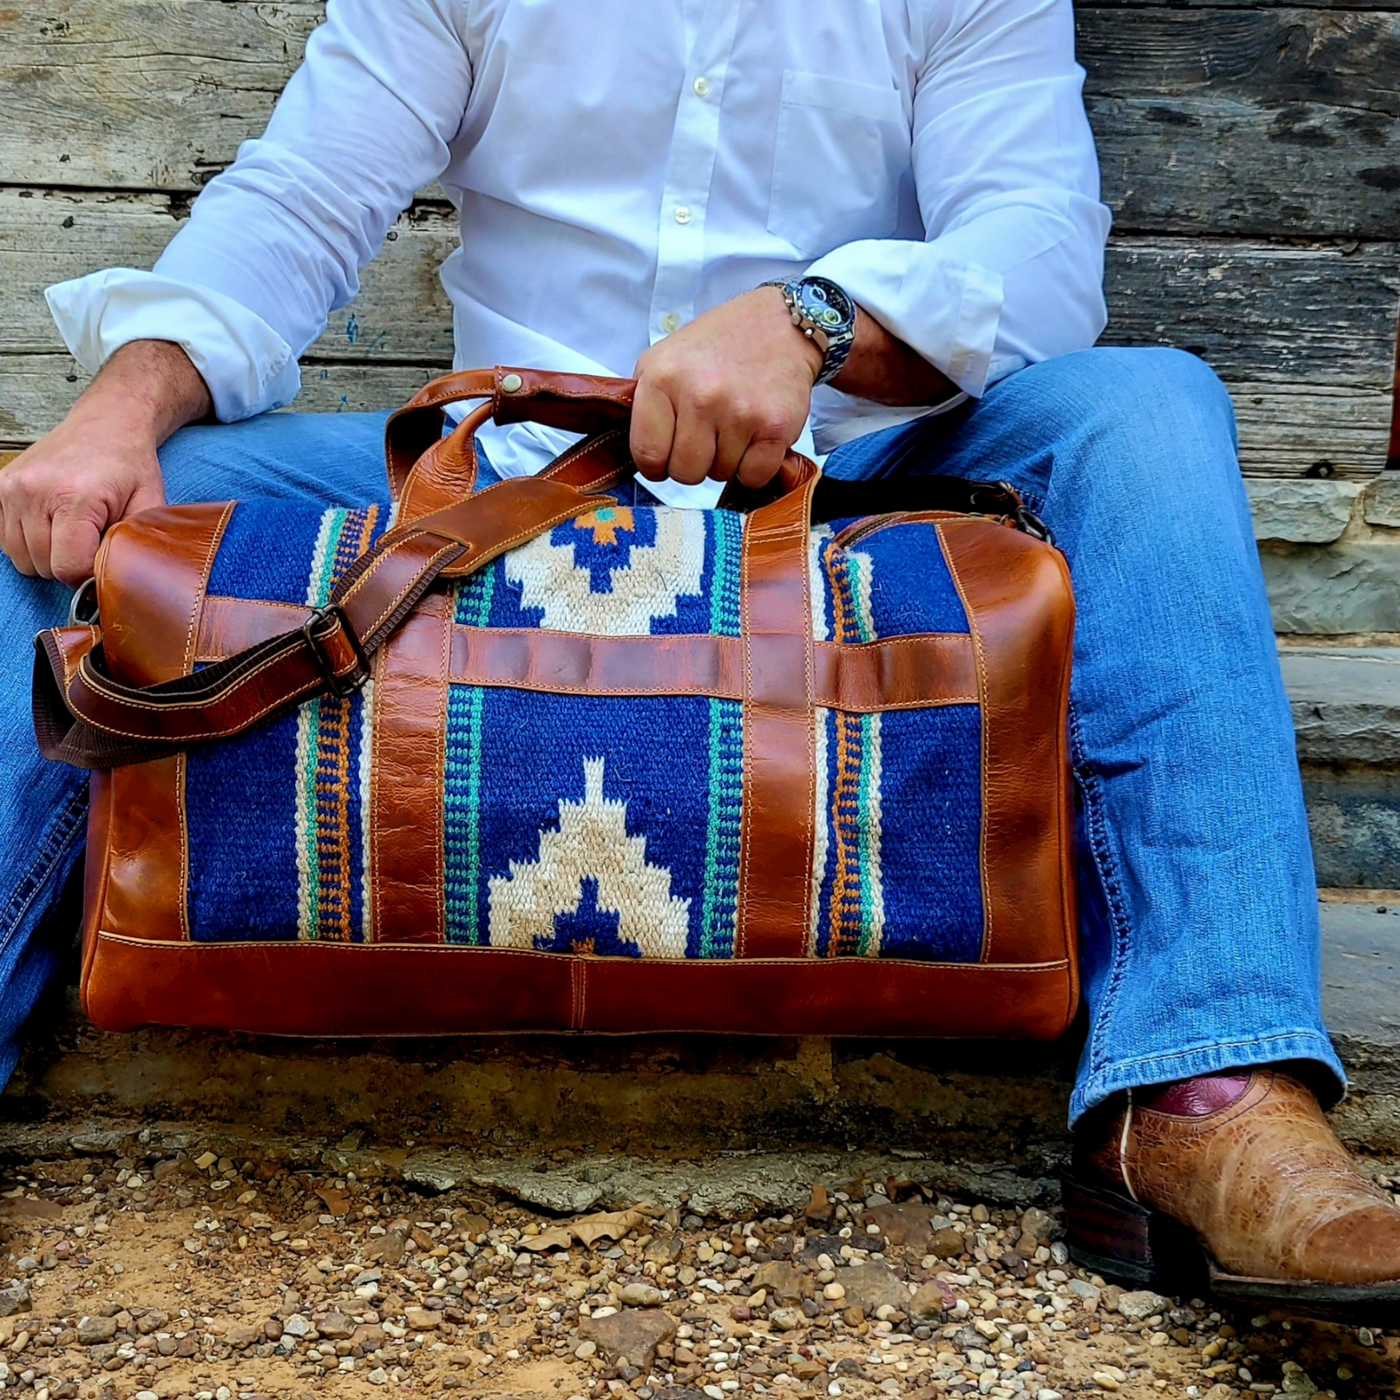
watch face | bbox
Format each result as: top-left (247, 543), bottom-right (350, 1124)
top-left (800, 278), bottom-right (854, 333)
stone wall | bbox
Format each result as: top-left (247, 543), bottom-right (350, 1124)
top-left (1253, 477), bottom-right (1400, 636)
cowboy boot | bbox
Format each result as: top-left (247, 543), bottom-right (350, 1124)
top-left (1063, 1067), bottom-right (1400, 1321)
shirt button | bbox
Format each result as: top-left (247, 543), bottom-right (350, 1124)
top-left (661, 312), bottom-right (681, 333)
top-left (674, 205), bottom-right (692, 225)
top-left (692, 76), bottom-right (710, 97)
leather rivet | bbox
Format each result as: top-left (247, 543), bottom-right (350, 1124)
top-left (500, 372), bottom-right (524, 393)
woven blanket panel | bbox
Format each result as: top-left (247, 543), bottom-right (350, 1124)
top-left (442, 687), bottom-right (743, 957)
top-left (808, 703), bottom-right (984, 962)
top-left (451, 505), bottom-right (968, 641)
top-left (187, 503), bottom-right (385, 943)
top-left (183, 500), bottom-right (982, 950)
top-left (205, 498), bottom-right (389, 604)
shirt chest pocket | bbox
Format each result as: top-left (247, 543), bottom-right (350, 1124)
top-left (767, 70), bottom-right (911, 259)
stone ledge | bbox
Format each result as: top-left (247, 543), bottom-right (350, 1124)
top-left (1283, 646), bottom-right (1400, 768)
top-left (1283, 646), bottom-right (1400, 888)
top-left (3, 903), bottom-right (1396, 1204)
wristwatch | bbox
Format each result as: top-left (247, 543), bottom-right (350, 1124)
top-left (761, 275), bottom-right (857, 386)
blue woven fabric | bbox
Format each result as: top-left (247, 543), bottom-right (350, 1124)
top-left (188, 502), bottom-right (385, 942)
top-left (442, 689), bottom-right (743, 957)
top-left (186, 711), bottom-right (301, 942)
top-left (856, 520), bottom-right (969, 636)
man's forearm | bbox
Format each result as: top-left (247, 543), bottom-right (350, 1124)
top-left (71, 340), bottom-right (213, 446)
top-left (829, 306), bottom-right (958, 407)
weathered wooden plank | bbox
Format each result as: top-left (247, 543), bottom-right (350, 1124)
top-left (1078, 8), bottom-right (1400, 237)
top-left (1232, 386), bottom-right (1392, 476)
top-left (0, 2), bottom-right (319, 192)
top-left (2, 353), bottom-right (1388, 476)
top-left (0, 189), bottom-right (458, 364)
top-left (0, 355), bottom-right (435, 446)
top-left (1100, 240), bottom-right (1400, 389)
top-left (5, 2), bottom-right (1400, 241)
top-left (5, 190), bottom-right (1396, 395)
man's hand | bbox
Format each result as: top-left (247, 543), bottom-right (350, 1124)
top-left (629, 285), bottom-right (958, 490)
top-left (0, 340), bottom-right (212, 586)
top-left (630, 286), bottom-right (822, 490)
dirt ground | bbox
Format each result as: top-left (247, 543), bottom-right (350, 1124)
top-left (0, 1146), bottom-right (1394, 1400)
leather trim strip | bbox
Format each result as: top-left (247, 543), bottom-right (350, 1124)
top-left (734, 477), bottom-right (818, 960)
top-left (446, 629), bottom-right (975, 711)
top-left (936, 519), bottom-right (1077, 1000)
top-left (82, 932), bottom-right (1076, 1040)
top-left (195, 601), bottom-right (979, 712)
top-left (99, 502), bottom-right (231, 943)
top-left (368, 590), bottom-right (453, 945)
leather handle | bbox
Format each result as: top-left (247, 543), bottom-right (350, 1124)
top-left (386, 366), bottom-right (635, 500)
top-left (388, 365), bottom-right (821, 517)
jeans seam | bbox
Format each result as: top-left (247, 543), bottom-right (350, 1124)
top-left (1082, 1028), bottom-right (1339, 1075)
top-left (0, 786), bottom-right (87, 958)
top-left (1068, 705), bottom-right (1134, 1079)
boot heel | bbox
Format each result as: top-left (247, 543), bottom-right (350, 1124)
top-left (1060, 1172), bottom-right (1162, 1286)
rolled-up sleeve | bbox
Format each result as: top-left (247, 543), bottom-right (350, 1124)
top-left (807, 0), bottom-right (1109, 430)
top-left (46, 0), bottom-right (473, 422)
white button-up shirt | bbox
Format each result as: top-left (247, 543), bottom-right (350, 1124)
top-left (46, 0), bottom-right (1110, 505)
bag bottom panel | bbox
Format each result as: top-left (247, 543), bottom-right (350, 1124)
top-left (81, 933), bottom-right (1076, 1040)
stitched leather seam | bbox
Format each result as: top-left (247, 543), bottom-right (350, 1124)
top-left (59, 628), bottom-right (99, 686)
top-left (936, 521), bottom-right (994, 963)
top-left (74, 646), bottom-right (321, 718)
top-left (439, 675), bottom-right (978, 705)
top-left (176, 752), bottom-right (191, 941)
top-left (542, 427), bottom-right (628, 482)
top-left (368, 646), bottom-right (385, 946)
top-left (798, 482), bottom-right (817, 949)
top-left (90, 932), bottom-right (1070, 969)
top-left (340, 539), bottom-right (460, 632)
top-left (435, 505), bottom-right (603, 576)
top-left (182, 501), bottom-right (234, 674)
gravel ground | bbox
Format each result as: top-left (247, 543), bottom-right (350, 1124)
top-left (0, 1148), bottom-right (1395, 1400)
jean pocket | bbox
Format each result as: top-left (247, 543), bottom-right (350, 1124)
top-left (767, 70), bottom-right (910, 259)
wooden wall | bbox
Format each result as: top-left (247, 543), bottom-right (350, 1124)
top-left (1, 0), bottom-right (1397, 479)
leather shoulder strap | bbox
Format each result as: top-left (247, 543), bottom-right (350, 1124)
top-left (33, 477), bottom-right (609, 770)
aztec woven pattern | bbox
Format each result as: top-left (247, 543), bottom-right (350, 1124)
top-left (184, 499), bottom-right (983, 960)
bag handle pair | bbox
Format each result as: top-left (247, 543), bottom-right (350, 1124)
top-left (385, 366), bottom-right (816, 524)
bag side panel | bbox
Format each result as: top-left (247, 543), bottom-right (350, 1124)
top-left (936, 518), bottom-right (1077, 988)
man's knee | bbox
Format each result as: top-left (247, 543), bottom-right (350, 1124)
top-left (1003, 347), bottom-right (1240, 503)
top-left (1018, 346), bottom-right (1234, 447)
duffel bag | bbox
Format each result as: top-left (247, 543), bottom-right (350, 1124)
top-left (33, 367), bottom-right (1077, 1039)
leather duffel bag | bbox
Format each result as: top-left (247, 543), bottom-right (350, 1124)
top-left (33, 367), bottom-right (1077, 1039)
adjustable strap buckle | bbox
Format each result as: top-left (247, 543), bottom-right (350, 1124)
top-left (969, 480), bottom-right (1055, 547)
top-left (302, 603), bottom-right (371, 697)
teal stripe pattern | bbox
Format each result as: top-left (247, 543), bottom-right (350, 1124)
top-left (443, 567), bottom-right (496, 944)
top-left (698, 512), bottom-right (743, 957)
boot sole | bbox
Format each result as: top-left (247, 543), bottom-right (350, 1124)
top-left (1062, 1171), bottom-right (1400, 1325)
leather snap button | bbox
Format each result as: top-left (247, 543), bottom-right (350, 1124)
top-left (500, 372), bottom-right (524, 393)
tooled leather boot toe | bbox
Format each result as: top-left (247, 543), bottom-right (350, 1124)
top-left (1069, 1069), bottom-right (1400, 1286)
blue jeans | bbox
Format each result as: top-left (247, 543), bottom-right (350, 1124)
top-left (0, 348), bottom-right (1345, 1120)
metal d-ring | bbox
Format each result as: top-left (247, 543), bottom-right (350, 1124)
top-left (67, 577), bottom-right (99, 626)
